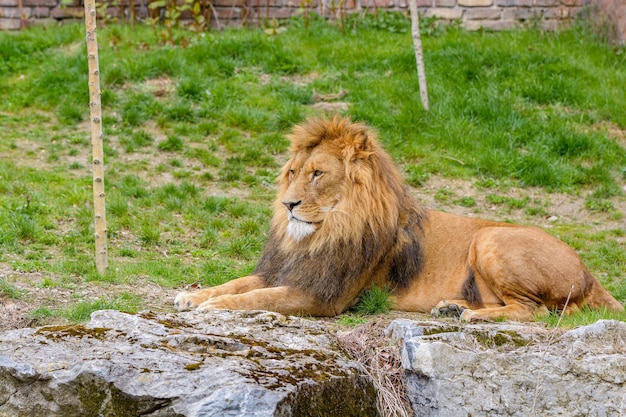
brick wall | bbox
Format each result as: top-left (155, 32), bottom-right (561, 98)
top-left (590, 0), bottom-right (626, 43)
top-left (0, 0), bottom-right (588, 31)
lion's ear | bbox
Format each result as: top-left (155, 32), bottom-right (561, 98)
top-left (344, 131), bottom-right (374, 161)
top-left (355, 132), bottom-right (369, 153)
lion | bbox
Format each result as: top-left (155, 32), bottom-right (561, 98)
top-left (175, 117), bottom-right (624, 321)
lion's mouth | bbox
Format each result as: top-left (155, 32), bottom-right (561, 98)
top-left (286, 217), bottom-right (317, 241)
top-left (287, 212), bottom-right (316, 225)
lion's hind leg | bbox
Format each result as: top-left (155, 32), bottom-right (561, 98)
top-left (432, 298), bottom-right (551, 322)
top-left (450, 225), bottom-right (607, 322)
top-left (431, 300), bottom-right (471, 318)
top-left (430, 299), bottom-right (534, 322)
top-left (462, 299), bottom-right (549, 322)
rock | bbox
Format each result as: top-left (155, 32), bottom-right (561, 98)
top-left (387, 319), bottom-right (626, 417)
top-left (0, 310), bottom-right (378, 417)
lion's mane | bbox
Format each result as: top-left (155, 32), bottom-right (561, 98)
top-left (254, 117), bottom-right (426, 304)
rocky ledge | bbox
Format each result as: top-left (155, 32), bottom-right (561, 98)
top-left (0, 310), bottom-right (378, 417)
top-left (387, 319), bottom-right (626, 417)
top-left (2, 310), bottom-right (625, 417)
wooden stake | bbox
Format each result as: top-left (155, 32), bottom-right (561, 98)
top-left (18, 0), bottom-right (27, 29)
top-left (408, 0), bottom-right (429, 111)
top-left (84, 0), bottom-right (108, 274)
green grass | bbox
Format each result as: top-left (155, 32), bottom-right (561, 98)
top-left (29, 293), bottom-right (143, 323)
top-left (0, 16), bottom-right (625, 326)
top-left (0, 279), bottom-right (24, 300)
top-left (352, 286), bottom-right (393, 316)
top-left (539, 307), bottom-right (626, 328)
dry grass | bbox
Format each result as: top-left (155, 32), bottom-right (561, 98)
top-left (336, 321), bottom-right (413, 417)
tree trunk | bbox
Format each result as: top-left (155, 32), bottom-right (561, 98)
top-left (408, 0), bottom-right (429, 111)
top-left (84, 0), bottom-right (108, 274)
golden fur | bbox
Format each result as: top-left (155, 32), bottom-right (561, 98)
top-left (175, 117), bottom-right (624, 321)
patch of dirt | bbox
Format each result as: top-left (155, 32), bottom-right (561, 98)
top-left (280, 71), bottom-right (321, 86)
top-left (415, 176), bottom-right (626, 230)
top-left (601, 120), bottom-right (626, 146)
top-left (312, 101), bottom-right (350, 112)
top-left (142, 76), bottom-right (177, 98)
top-left (0, 298), bottom-right (34, 331)
top-left (0, 263), bottom-right (179, 331)
top-left (312, 85), bottom-right (350, 112)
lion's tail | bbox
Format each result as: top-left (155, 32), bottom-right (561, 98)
top-left (584, 271), bottom-right (624, 312)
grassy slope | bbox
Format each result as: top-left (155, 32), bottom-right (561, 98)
top-left (0, 16), bottom-right (624, 326)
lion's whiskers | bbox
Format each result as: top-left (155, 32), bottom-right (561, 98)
top-left (321, 206), bottom-right (350, 217)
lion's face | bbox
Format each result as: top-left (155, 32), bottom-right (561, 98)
top-left (272, 117), bottom-right (402, 247)
top-left (279, 142), bottom-right (346, 241)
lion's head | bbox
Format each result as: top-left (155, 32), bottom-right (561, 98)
top-left (254, 117), bottom-right (425, 305)
top-left (276, 117), bottom-right (409, 246)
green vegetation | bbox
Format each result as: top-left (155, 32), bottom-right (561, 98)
top-left (0, 16), bottom-right (624, 326)
top-left (353, 286), bottom-right (393, 316)
top-left (539, 307), bottom-right (626, 328)
top-left (29, 293), bottom-right (143, 323)
top-left (0, 279), bottom-right (24, 300)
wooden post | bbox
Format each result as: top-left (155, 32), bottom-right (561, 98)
top-left (84, 0), bottom-right (108, 274)
top-left (408, 0), bottom-right (429, 111)
top-left (18, 0), bottom-right (27, 28)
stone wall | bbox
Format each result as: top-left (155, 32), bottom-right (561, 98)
top-left (590, 0), bottom-right (626, 43)
top-left (1, 0), bottom-right (588, 31)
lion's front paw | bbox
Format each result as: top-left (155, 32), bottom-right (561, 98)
top-left (196, 300), bottom-right (224, 311)
top-left (174, 292), bottom-right (203, 312)
top-left (431, 300), bottom-right (467, 318)
top-left (196, 295), bottom-right (234, 312)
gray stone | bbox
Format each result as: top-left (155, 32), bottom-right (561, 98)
top-left (465, 7), bottom-right (502, 20)
top-left (388, 319), bottom-right (626, 417)
top-left (0, 17), bottom-right (21, 29)
top-left (0, 310), bottom-right (378, 417)
top-left (464, 19), bottom-right (518, 30)
top-left (424, 7), bottom-right (464, 19)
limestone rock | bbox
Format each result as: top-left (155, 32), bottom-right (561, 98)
top-left (0, 310), bottom-right (378, 417)
top-left (387, 319), bottom-right (626, 417)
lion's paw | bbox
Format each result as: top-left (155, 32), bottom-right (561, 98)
top-left (196, 295), bottom-right (235, 311)
top-left (174, 292), bottom-right (202, 312)
top-left (196, 300), bottom-right (225, 311)
top-left (431, 301), bottom-right (467, 318)
top-left (459, 309), bottom-right (479, 322)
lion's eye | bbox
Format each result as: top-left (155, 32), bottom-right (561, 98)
top-left (312, 170), bottom-right (323, 179)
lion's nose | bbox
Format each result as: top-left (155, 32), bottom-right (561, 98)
top-left (283, 200), bottom-right (302, 211)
